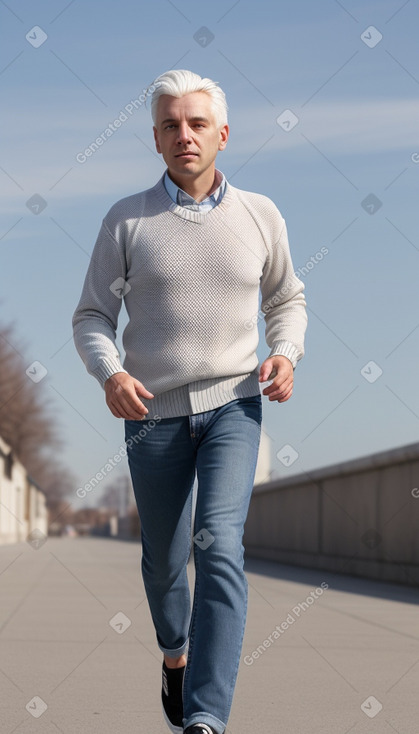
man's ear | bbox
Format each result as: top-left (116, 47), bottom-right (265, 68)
top-left (218, 124), bottom-right (229, 151)
top-left (153, 126), bottom-right (161, 154)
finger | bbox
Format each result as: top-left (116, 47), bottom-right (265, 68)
top-left (107, 401), bottom-right (124, 418)
top-left (112, 387), bottom-right (150, 418)
top-left (267, 382), bottom-right (293, 399)
top-left (120, 403), bottom-right (148, 419)
top-left (110, 394), bottom-right (148, 419)
top-left (271, 386), bottom-right (293, 402)
top-left (263, 377), bottom-right (293, 395)
top-left (136, 386), bottom-right (154, 399)
top-left (112, 403), bottom-right (146, 419)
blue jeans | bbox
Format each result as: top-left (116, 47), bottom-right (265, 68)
top-left (124, 394), bottom-right (262, 734)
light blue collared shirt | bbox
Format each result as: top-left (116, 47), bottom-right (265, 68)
top-left (163, 168), bottom-right (227, 213)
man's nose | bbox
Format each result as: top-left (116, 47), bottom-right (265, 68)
top-left (176, 123), bottom-right (192, 144)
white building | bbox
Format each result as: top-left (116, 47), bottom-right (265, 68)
top-left (0, 435), bottom-right (48, 545)
top-left (254, 427), bottom-right (272, 485)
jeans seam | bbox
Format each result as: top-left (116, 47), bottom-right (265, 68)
top-left (183, 535), bottom-right (200, 717)
top-left (224, 575), bottom-right (248, 719)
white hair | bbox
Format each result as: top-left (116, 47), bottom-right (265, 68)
top-left (148, 69), bottom-right (228, 129)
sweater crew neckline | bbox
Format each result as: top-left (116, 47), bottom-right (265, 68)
top-left (152, 171), bottom-right (234, 224)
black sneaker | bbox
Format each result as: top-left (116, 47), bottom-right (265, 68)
top-left (184, 726), bottom-right (220, 734)
top-left (161, 660), bottom-right (185, 733)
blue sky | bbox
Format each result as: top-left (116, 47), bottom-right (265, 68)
top-left (1, 0), bottom-right (418, 507)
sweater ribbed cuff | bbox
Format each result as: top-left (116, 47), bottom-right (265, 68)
top-left (268, 340), bottom-right (300, 369)
top-left (91, 357), bottom-right (129, 389)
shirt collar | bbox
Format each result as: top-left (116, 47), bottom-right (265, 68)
top-left (164, 168), bottom-right (226, 210)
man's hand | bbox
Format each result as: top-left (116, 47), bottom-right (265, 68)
top-left (258, 355), bottom-right (294, 403)
top-left (104, 372), bottom-right (154, 419)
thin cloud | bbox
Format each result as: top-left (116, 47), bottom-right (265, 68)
top-left (1, 97), bottom-right (418, 207)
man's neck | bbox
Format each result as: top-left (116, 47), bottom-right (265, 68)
top-left (166, 166), bottom-right (219, 203)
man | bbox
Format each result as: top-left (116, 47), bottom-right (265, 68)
top-left (72, 69), bottom-right (307, 734)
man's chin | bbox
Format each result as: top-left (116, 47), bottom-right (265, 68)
top-left (170, 161), bottom-right (201, 175)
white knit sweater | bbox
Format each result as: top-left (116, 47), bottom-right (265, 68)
top-left (72, 172), bottom-right (308, 418)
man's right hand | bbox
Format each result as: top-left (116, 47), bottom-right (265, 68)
top-left (104, 372), bottom-right (154, 419)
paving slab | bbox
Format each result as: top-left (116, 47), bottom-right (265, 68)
top-left (0, 537), bottom-right (418, 733)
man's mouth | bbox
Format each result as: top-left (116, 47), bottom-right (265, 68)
top-left (175, 152), bottom-right (198, 158)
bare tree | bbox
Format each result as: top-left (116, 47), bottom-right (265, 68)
top-left (0, 315), bottom-right (76, 506)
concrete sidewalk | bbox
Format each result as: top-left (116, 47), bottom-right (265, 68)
top-left (0, 537), bottom-right (418, 734)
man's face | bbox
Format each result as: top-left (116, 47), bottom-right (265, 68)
top-left (153, 92), bottom-right (229, 181)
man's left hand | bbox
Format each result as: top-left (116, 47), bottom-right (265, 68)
top-left (258, 355), bottom-right (294, 403)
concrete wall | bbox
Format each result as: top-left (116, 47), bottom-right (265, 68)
top-left (244, 441), bottom-right (419, 586)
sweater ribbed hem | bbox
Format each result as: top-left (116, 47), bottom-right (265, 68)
top-left (138, 371), bottom-right (261, 418)
top-left (268, 340), bottom-right (301, 369)
top-left (92, 357), bottom-right (129, 388)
